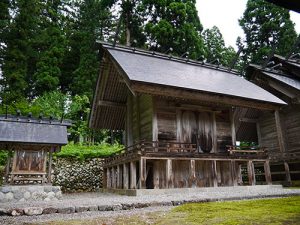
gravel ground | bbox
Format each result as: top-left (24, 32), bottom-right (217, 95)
top-left (1, 206), bottom-right (173, 225)
top-left (1, 185), bottom-right (300, 224)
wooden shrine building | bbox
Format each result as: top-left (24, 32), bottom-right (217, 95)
top-left (0, 115), bottom-right (70, 184)
top-left (246, 54), bottom-right (300, 184)
top-left (90, 43), bottom-right (287, 190)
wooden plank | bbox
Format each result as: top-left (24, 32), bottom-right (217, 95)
top-left (176, 110), bottom-right (182, 142)
top-left (139, 158), bottom-right (147, 189)
top-left (231, 160), bottom-right (238, 186)
top-left (47, 151), bottom-right (53, 183)
top-left (230, 108), bottom-right (236, 145)
top-left (107, 168), bottom-right (111, 188)
top-left (284, 161), bottom-right (292, 184)
top-left (103, 168), bottom-right (107, 188)
top-left (166, 159), bottom-right (173, 188)
top-left (130, 161), bottom-right (137, 189)
top-left (5, 155), bottom-right (11, 183)
top-left (264, 160), bottom-right (272, 185)
top-left (212, 112), bottom-right (217, 153)
top-left (117, 165), bottom-right (121, 188)
top-left (256, 122), bottom-right (262, 146)
top-left (153, 161), bottom-right (160, 189)
top-left (247, 161), bottom-right (256, 185)
top-left (131, 83), bottom-right (280, 111)
top-left (212, 160), bottom-right (218, 187)
top-left (123, 163), bottom-right (129, 189)
top-left (111, 167), bottom-right (116, 188)
top-left (274, 110), bottom-right (287, 153)
top-left (98, 100), bottom-right (126, 108)
top-left (189, 159), bottom-right (196, 187)
top-left (152, 97), bottom-right (158, 141)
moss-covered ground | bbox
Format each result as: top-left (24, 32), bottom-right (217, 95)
top-left (35, 196), bottom-right (300, 225)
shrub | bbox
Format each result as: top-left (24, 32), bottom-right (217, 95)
top-left (55, 143), bottom-right (123, 161)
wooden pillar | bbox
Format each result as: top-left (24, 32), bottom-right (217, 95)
top-left (139, 158), bottom-right (147, 189)
top-left (123, 163), bottom-right (129, 189)
top-left (130, 161), bottom-right (136, 189)
top-left (284, 161), bottom-right (291, 184)
top-left (274, 110), bottom-right (291, 183)
top-left (212, 160), bottom-right (218, 187)
top-left (153, 161), bottom-right (160, 189)
top-left (212, 112), bottom-right (217, 153)
top-left (111, 167), bottom-right (116, 188)
top-left (231, 160), bottom-right (238, 186)
top-left (264, 160), bottom-right (272, 185)
top-left (103, 168), bottom-right (107, 189)
top-left (230, 108), bottom-right (236, 145)
top-left (106, 168), bottom-right (111, 188)
top-left (189, 160), bottom-right (196, 187)
top-left (117, 165), bottom-right (121, 189)
top-left (247, 161), bottom-right (256, 185)
top-left (237, 164), bottom-right (243, 185)
top-left (47, 151), bottom-right (53, 183)
top-left (5, 154), bottom-right (11, 183)
top-left (166, 159), bottom-right (173, 188)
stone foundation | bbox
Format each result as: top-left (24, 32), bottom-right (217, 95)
top-left (0, 185), bottom-right (62, 203)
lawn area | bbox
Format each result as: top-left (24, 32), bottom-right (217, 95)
top-left (36, 196), bottom-right (300, 225)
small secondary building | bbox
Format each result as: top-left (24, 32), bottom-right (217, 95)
top-left (247, 54), bottom-right (300, 184)
top-left (90, 43), bottom-right (286, 190)
top-left (0, 115), bottom-right (70, 184)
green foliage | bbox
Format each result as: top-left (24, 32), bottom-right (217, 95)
top-left (55, 143), bottom-right (123, 160)
top-left (239, 0), bottom-right (298, 65)
top-left (0, 151), bottom-right (8, 166)
top-left (203, 26), bottom-right (236, 67)
top-left (141, 0), bottom-right (205, 59)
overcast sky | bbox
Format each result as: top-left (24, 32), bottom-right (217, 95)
top-left (196, 0), bottom-right (300, 49)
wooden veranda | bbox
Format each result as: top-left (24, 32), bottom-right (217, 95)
top-left (103, 141), bottom-right (272, 189)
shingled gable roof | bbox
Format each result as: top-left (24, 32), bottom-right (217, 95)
top-left (89, 43), bottom-right (286, 130)
top-left (105, 44), bottom-right (284, 104)
top-left (0, 116), bottom-right (71, 147)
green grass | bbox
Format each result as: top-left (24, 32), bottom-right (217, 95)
top-left (32, 196), bottom-right (300, 225)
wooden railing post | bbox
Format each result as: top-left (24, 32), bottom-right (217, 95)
top-left (247, 160), bottom-right (256, 185)
top-left (117, 165), bottom-right (121, 189)
top-left (189, 159), bottom-right (196, 187)
top-left (106, 167), bottom-right (111, 188)
top-left (166, 159), bottom-right (173, 188)
top-left (139, 158), bottom-right (147, 189)
top-left (284, 161), bottom-right (291, 184)
top-left (231, 160), bottom-right (238, 186)
top-left (130, 161), bottom-right (136, 189)
top-left (123, 163), bottom-right (129, 189)
top-left (264, 160), bottom-right (272, 185)
top-left (212, 160), bottom-right (218, 187)
top-left (153, 161), bottom-right (160, 189)
top-left (111, 167), bottom-right (116, 189)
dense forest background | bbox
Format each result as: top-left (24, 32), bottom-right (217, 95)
top-left (0, 0), bottom-right (299, 145)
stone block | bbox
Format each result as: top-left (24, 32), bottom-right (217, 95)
top-left (14, 191), bottom-right (24, 200)
top-left (5, 192), bottom-right (14, 201)
top-left (0, 192), bottom-right (6, 203)
top-left (112, 204), bottom-right (122, 211)
top-left (43, 207), bottom-right (58, 214)
top-left (98, 205), bottom-right (113, 211)
top-left (9, 208), bottom-right (24, 216)
top-left (1, 186), bottom-right (11, 193)
top-left (121, 203), bottom-right (134, 210)
top-left (32, 191), bottom-right (47, 200)
top-left (57, 206), bottom-right (75, 214)
top-left (44, 186), bottom-right (53, 192)
top-left (47, 191), bottom-right (56, 199)
top-left (0, 208), bottom-right (9, 216)
top-left (132, 203), bottom-right (150, 209)
top-left (52, 186), bottom-right (61, 193)
top-left (24, 207), bottom-right (43, 216)
top-left (88, 205), bottom-right (98, 211)
top-left (75, 206), bottom-right (89, 213)
top-left (55, 191), bottom-right (62, 199)
top-left (24, 191), bottom-right (31, 200)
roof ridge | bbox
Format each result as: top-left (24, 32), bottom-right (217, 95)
top-left (98, 41), bottom-right (240, 76)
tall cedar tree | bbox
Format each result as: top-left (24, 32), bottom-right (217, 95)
top-left (70, 0), bottom-right (115, 99)
top-left (33, 0), bottom-right (67, 96)
top-left (239, 0), bottom-right (298, 65)
top-left (1, 0), bottom-right (40, 102)
top-left (203, 26), bottom-right (236, 67)
top-left (0, 0), bottom-right (10, 68)
top-left (141, 0), bottom-right (205, 59)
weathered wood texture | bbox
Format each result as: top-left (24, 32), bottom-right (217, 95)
top-left (132, 94), bottom-right (153, 142)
